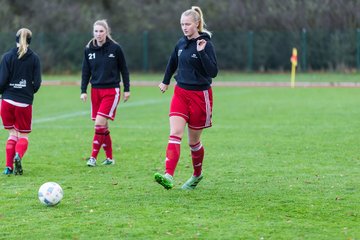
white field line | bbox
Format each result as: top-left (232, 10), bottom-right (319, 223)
top-left (31, 125), bottom-right (166, 129)
top-left (31, 124), bottom-right (242, 129)
top-left (33, 99), bottom-right (166, 124)
top-left (33, 111), bottom-right (88, 124)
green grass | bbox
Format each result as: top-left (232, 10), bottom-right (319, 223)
top-left (217, 71), bottom-right (360, 82)
top-left (43, 71), bottom-right (360, 83)
top-left (0, 81), bottom-right (359, 239)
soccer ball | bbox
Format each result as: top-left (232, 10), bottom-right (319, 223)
top-left (38, 182), bottom-right (64, 206)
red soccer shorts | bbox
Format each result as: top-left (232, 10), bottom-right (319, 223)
top-left (1, 100), bottom-right (32, 133)
top-left (91, 88), bottom-right (121, 120)
top-left (169, 85), bottom-right (213, 130)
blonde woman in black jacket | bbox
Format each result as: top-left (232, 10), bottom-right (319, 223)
top-left (0, 28), bottom-right (42, 175)
top-left (155, 6), bottom-right (218, 190)
top-left (81, 19), bottom-right (130, 167)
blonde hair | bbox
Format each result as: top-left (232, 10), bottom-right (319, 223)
top-left (16, 28), bottom-right (32, 59)
top-left (182, 6), bottom-right (212, 38)
top-left (86, 19), bottom-right (117, 47)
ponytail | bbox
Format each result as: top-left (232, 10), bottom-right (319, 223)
top-left (16, 28), bottom-right (32, 59)
top-left (182, 6), bottom-right (212, 38)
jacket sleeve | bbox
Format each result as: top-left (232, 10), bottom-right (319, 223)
top-left (117, 46), bottom-right (130, 92)
top-left (198, 41), bottom-right (218, 78)
top-left (162, 47), bottom-right (178, 85)
top-left (0, 55), bottom-right (10, 94)
top-left (32, 55), bottom-right (42, 93)
top-left (81, 49), bottom-right (91, 94)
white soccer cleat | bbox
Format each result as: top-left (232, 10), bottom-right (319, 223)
top-left (181, 174), bottom-right (203, 190)
top-left (86, 157), bottom-right (96, 167)
top-left (101, 158), bottom-right (115, 165)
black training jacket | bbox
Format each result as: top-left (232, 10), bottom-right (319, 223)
top-left (162, 32), bottom-right (218, 91)
top-left (81, 38), bottom-right (130, 93)
top-left (0, 48), bottom-right (42, 104)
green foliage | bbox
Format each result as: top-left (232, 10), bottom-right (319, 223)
top-left (1, 1), bottom-right (360, 72)
top-left (0, 76), bottom-right (359, 239)
top-left (1, 29), bottom-right (358, 73)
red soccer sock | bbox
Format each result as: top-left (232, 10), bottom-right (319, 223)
top-left (102, 130), bottom-right (113, 159)
top-left (190, 142), bottom-right (204, 177)
top-left (15, 137), bottom-right (28, 159)
top-left (165, 135), bottom-right (182, 176)
top-left (91, 125), bottom-right (107, 159)
top-left (6, 136), bottom-right (18, 169)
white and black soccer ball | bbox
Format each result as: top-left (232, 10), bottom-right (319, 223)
top-left (38, 182), bottom-right (64, 206)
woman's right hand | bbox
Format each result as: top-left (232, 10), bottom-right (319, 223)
top-left (159, 82), bottom-right (169, 93)
top-left (80, 93), bottom-right (87, 102)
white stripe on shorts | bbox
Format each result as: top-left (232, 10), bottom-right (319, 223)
top-left (203, 90), bottom-right (211, 127)
top-left (109, 88), bottom-right (120, 118)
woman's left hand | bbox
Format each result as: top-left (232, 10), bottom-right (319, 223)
top-left (197, 39), bottom-right (207, 52)
top-left (123, 92), bottom-right (130, 102)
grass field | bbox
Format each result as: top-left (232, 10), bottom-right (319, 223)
top-left (43, 71), bottom-right (360, 83)
top-left (0, 75), bottom-right (359, 239)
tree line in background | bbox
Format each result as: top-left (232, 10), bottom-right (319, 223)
top-left (1, 0), bottom-right (360, 73)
